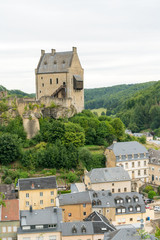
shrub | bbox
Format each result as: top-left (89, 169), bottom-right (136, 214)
top-left (4, 176), bottom-right (12, 184)
top-left (144, 185), bottom-right (154, 193)
top-left (148, 190), bottom-right (156, 199)
top-left (66, 172), bottom-right (78, 183)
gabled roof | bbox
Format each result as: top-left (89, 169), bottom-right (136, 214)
top-left (18, 176), bottom-right (57, 191)
top-left (37, 51), bottom-right (73, 74)
top-left (61, 221), bottom-right (94, 236)
top-left (1, 199), bottom-right (19, 221)
top-left (107, 141), bottom-right (148, 156)
top-left (59, 191), bottom-right (91, 206)
top-left (148, 148), bottom-right (160, 165)
top-left (86, 167), bottom-right (131, 183)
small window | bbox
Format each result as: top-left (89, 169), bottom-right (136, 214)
top-left (50, 79), bottom-right (52, 84)
top-left (40, 192), bottom-right (43, 197)
top-left (144, 161), bottom-right (146, 166)
top-left (125, 163), bottom-right (128, 169)
top-left (118, 189), bottom-right (121, 193)
top-left (49, 236), bottom-right (56, 240)
top-left (138, 161), bottom-right (140, 167)
top-left (124, 188), bottom-right (127, 192)
top-left (42, 83), bottom-right (44, 87)
top-left (51, 199), bottom-right (54, 204)
top-left (129, 207), bottom-right (133, 212)
top-left (26, 201), bottom-right (29, 206)
top-left (41, 77), bottom-right (43, 79)
top-left (122, 208), bottom-right (126, 213)
top-left (83, 212), bottom-right (86, 216)
top-left (130, 218), bottom-right (133, 221)
top-left (51, 191), bottom-right (54, 195)
top-left (35, 225), bottom-right (43, 229)
top-left (2, 227), bottom-right (6, 232)
top-left (137, 207), bottom-right (141, 212)
top-left (56, 78), bottom-right (58, 84)
top-left (112, 189), bottom-right (114, 193)
top-left (132, 162), bottom-right (135, 168)
top-left (13, 226), bottom-right (17, 232)
top-left (26, 193), bottom-right (29, 198)
top-left (68, 213), bottom-right (72, 217)
top-left (107, 209), bottom-right (109, 213)
top-left (8, 226), bottom-right (12, 232)
top-left (112, 183), bottom-right (114, 186)
top-left (117, 208), bottom-right (121, 213)
top-left (144, 169), bottom-right (147, 175)
top-left (40, 200), bottom-right (43, 205)
top-left (40, 90), bottom-right (41, 93)
top-left (83, 203), bottom-right (86, 207)
top-left (138, 170), bottom-right (141, 176)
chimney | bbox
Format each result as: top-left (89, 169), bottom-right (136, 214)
top-left (51, 49), bottom-right (56, 55)
top-left (41, 49), bottom-right (45, 56)
top-left (72, 47), bottom-right (77, 53)
top-left (30, 205), bottom-right (33, 212)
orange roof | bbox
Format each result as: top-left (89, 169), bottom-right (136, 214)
top-left (1, 199), bottom-right (19, 221)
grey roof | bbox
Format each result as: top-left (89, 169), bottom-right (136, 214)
top-left (86, 167), bottom-right (131, 183)
top-left (37, 51), bottom-right (73, 74)
top-left (18, 207), bottom-right (62, 234)
top-left (148, 148), bottom-right (160, 165)
top-left (108, 141), bottom-right (148, 156)
top-left (59, 191), bottom-right (91, 206)
top-left (61, 221), bottom-right (94, 236)
top-left (71, 183), bottom-right (86, 193)
top-left (133, 133), bottom-right (143, 137)
top-left (104, 228), bottom-right (156, 240)
top-left (18, 176), bottom-right (57, 191)
top-left (90, 191), bottom-right (146, 215)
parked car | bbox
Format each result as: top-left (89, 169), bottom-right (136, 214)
top-left (144, 199), bottom-right (154, 204)
top-left (154, 206), bottom-right (160, 211)
top-left (145, 205), bottom-right (151, 209)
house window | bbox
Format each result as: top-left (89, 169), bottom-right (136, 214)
top-left (156, 176), bottom-right (158, 180)
top-left (132, 162), bottom-right (135, 168)
top-left (138, 161), bottom-right (140, 167)
top-left (122, 208), bottom-right (126, 213)
top-left (125, 163), bottom-right (128, 169)
top-left (112, 189), bottom-right (114, 193)
top-left (49, 236), bottom-right (56, 240)
top-left (83, 212), bottom-right (86, 216)
top-left (50, 79), bottom-right (52, 84)
top-left (2, 227), bottom-right (6, 232)
top-left (144, 161), bottom-right (146, 166)
top-left (128, 154), bottom-right (132, 159)
top-left (22, 226), bottom-right (31, 230)
top-left (51, 191), bottom-right (54, 195)
top-left (8, 226), bottom-right (12, 232)
top-left (120, 199), bottom-right (123, 203)
top-left (117, 208), bottom-right (121, 213)
top-left (68, 213), bottom-right (72, 216)
top-left (137, 206), bottom-right (141, 212)
top-left (13, 226), bottom-right (17, 232)
top-left (40, 90), bottom-right (41, 93)
top-left (40, 200), bottom-right (43, 205)
top-left (83, 203), bottom-right (86, 207)
top-left (42, 83), bottom-right (44, 87)
top-left (40, 192), bottom-right (43, 197)
top-left (51, 199), bottom-right (54, 204)
top-left (26, 201), bottom-right (29, 206)
top-left (35, 225), bottom-right (43, 229)
top-left (124, 188), bottom-right (127, 192)
top-left (140, 153), bottom-right (144, 158)
top-left (144, 169), bottom-right (147, 175)
top-left (152, 167), bottom-right (155, 171)
top-left (116, 200), bottom-right (120, 204)
top-left (56, 78), bottom-right (58, 84)
top-left (26, 193), bottom-right (29, 198)
top-left (118, 189), bottom-right (121, 193)
top-left (138, 170), bottom-right (141, 176)
top-left (8, 238), bottom-right (12, 240)
top-left (41, 77), bottom-right (43, 79)
top-left (112, 183), bottom-right (114, 186)
top-left (130, 218), bottom-right (133, 221)
top-left (129, 207), bottom-right (133, 212)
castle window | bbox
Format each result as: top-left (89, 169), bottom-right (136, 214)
top-left (42, 83), bottom-right (44, 87)
top-left (50, 79), bottom-right (52, 84)
top-left (41, 77), bottom-right (43, 79)
top-left (56, 78), bottom-right (58, 84)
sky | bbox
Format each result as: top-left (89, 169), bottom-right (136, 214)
top-left (0, 0), bottom-right (160, 93)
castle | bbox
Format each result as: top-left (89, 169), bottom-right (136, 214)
top-left (35, 47), bottom-right (84, 113)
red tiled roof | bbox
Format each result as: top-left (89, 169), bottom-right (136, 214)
top-left (1, 199), bottom-right (19, 221)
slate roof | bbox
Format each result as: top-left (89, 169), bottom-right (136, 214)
top-left (104, 228), bottom-right (156, 240)
top-left (61, 221), bottom-right (94, 236)
top-left (37, 51), bottom-right (73, 74)
top-left (1, 199), bottom-right (19, 221)
top-left (18, 207), bottom-right (62, 234)
top-left (59, 191), bottom-right (91, 206)
top-left (71, 183), bottom-right (86, 193)
top-left (18, 176), bottom-right (57, 191)
top-left (86, 167), bottom-right (131, 183)
top-left (148, 148), bottom-right (160, 165)
top-left (108, 141), bottom-right (148, 156)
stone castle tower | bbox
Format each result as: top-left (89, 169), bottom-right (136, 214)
top-left (35, 47), bottom-right (84, 113)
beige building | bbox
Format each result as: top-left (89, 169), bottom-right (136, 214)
top-left (35, 47), bottom-right (84, 113)
top-left (105, 141), bottom-right (149, 191)
top-left (148, 148), bottom-right (160, 184)
top-left (18, 176), bottom-right (57, 210)
top-left (84, 167), bottom-right (131, 193)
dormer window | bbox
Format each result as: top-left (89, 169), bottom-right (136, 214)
top-left (128, 206), bottom-right (133, 212)
top-left (93, 192), bottom-right (98, 198)
top-left (97, 199), bottom-right (102, 205)
top-left (133, 196), bottom-right (139, 202)
top-left (81, 225), bottom-right (86, 233)
top-left (62, 60), bottom-right (65, 68)
top-left (115, 197), bottom-right (123, 204)
top-left (126, 196), bottom-right (131, 203)
top-left (92, 200), bottom-right (96, 206)
top-left (136, 205), bottom-right (141, 212)
top-left (116, 207), bottom-right (126, 213)
top-left (72, 226), bottom-right (77, 233)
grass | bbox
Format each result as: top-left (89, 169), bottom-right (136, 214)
top-left (84, 145), bottom-right (105, 155)
top-left (91, 108), bottom-right (106, 116)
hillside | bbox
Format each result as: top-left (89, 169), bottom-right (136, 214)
top-left (84, 81), bottom-right (156, 113)
top-left (0, 85), bottom-right (35, 98)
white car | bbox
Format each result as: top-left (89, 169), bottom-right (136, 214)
top-left (154, 206), bottom-right (160, 211)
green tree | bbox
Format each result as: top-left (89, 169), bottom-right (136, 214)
top-left (0, 192), bottom-right (5, 207)
top-left (111, 118), bottom-right (125, 140)
top-left (78, 148), bottom-right (92, 170)
top-left (0, 133), bottom-right (22, 165)
top-left (148, 190), bottom-right (156, 199)
top-left (144, 185), bottom-right (153, 193)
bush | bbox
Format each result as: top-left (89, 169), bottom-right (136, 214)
top-left (144, 185), bottom-right (154, 193)
top-left (4, 176), bottom-right (12, 184)
top-left (66, 172), bottom-right (79, 183)
top-left (148, 190), bottom-right (156, 199)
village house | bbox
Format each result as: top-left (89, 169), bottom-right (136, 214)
top-left (17, 207), bottom-right (62, 240)
top-left (62, 211), bottom-right (116, 240)
top-left (0, 184), bottom-right (18, 199)
top-left (59, 191), bottom-right (92, 222)
top-left (84, 167), bottom-right (131, 193)
top-left (105, 141), bottom-right (149, 191)
top-left (18, 176), bottom-right (57, 210)
top-left (133, 132), bottom-right (153, 141)
top-left (0, 199), bottom-right (20, 240)
top-left (148, 148), bottom-right (160, 185)
top-left (35, 47), bottom-right (84, 113)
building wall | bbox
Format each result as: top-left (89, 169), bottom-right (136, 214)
top-left (149, 163), bottom-right (160, 185)
top-left (62, 234), bottom-right (93, 240)
top-left (17, 231), bottom-right (61, 240)
top-left (105, 149), bottom-right (116, 168)
top-left (84, 175), bottom-right (131, 193)
top-left (0, 220), bottom-right (20, 239)
top-left (60, 203), bottom-right (92, 222)
top-left (19, 188), bottom-right (57, 210)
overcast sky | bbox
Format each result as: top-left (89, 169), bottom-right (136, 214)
top-left (0, 0), bottom-right (160, 93)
